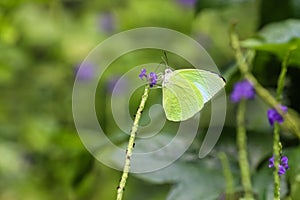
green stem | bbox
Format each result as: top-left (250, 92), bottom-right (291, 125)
top-left (116, 85), bottom-right (150, 200)
top-left (218, 152), bottom-right (234, 200)
top-left (276, 48), bottom-right (294, 101)
top-left (237, 99), bottom-right (253, 199)
top-left (229, 26), bottom-right (248, 75)
top-left (272, 49), bottom-right (293, 199)
top-left (273, 123), bottom-right (281, 200)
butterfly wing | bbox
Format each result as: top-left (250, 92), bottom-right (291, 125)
top-left (162, 71), bottom-right (204, 121)
top-left (177, 69), bottom-right (226, 103)
top-left (162, 69), bottom-right (225, 122)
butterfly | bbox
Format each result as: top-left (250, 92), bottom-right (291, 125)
top-left (162, 68), bottom-right (225, 121)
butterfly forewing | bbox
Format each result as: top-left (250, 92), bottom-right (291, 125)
top-left (177, 69), bottom-right (225, 103)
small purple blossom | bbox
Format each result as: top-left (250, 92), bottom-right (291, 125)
top-left (281, 156), bottom-right (289, 169)
top-left (267, 105), bottom-right (288, 126)
top-left (268, 155), bottom-right (289, 175)
top-left (75, 62), bottom-right (95, 81)
top-left (278, 165), bottom-right (287, 175)
top-left (149, 72), bottom-right (158, 87)
top-left (139, 68), bottom-right (147, 80)
top-left (230, 80), bottom-right (256, 103)
top-left (268, 156), bottom-right (274, 168)
top-left (177, 0), bottom-right (197, 7)
top-left (139, 69), bottom-right (158, 87)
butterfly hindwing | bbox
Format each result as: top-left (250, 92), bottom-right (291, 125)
top-left (162, 70), bottom-right (204, 121)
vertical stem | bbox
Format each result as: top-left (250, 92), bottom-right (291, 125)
top-left (273, 123), bottom-right (281, 200)
top-left (116, 85), bottom-right (150, 200)
top-left (229, 25), bottom-right (249, 75)
top-left (276, 49), bottom-right (292, 101)
top-left (237, 99), bottom-right (253, 199)
top-left (218, 152), bottom-right (234, 200)
top-left (230, 25), bottom-right (253, 199)
top-left (272, 49), bottom-right (293, 200)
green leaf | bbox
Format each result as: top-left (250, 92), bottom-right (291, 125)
top-left (137, 160), bottom-right (225, 200)
top-left (241, 19), bottom-right (300, 66)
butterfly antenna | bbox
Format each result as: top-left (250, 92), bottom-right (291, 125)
top-left (163, 51), bottom-right (169, 65)
top-left (161, 51), bottom-right (170, 68)
top-left (153, 61), bottom-right (163, 73)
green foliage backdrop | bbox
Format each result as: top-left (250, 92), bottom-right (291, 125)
top-left (1, 0), bottom-right (300, 199)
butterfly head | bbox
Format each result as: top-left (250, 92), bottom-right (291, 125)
top-left (162, 68), bottom-right (174, 87)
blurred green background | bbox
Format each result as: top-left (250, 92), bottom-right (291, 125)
top-left (1, 0), bottom-right (300, 199)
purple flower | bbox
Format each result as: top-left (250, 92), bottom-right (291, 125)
top-left (278, 165), bottom-right (287, 175)
top-left (139, 68), bottom-right (147, 80)
top-left (177, 0), bottom-right (197, 7)
top-left (75, 62), bottom-right (95, 81)
top-left (230, 80), bottom-right (255, 103)
top-left (268, 156), bottom-right (274, 168)
top-left (267, 105), bottom-right (288, 126)
top-left (268, 155), bottom-right (289, 175)
top-left (139, 69), bottom-right (158, 87)
top-left (281, 156), bottom-right (289, 167)
top-left (99, 12), bottom-right (115, 34)
top-left (149, 72), bottom-right (158, 87)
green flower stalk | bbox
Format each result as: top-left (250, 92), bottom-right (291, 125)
top-left (230, 79), bottom-right (255, 199)
top-left (237, 99), bottom-right (253, 199)
top-left (230, 43), bottom-right (256, 199)
top-left (272, 123), bottom-right (281, 199)
top-left (230, 78), bottom-right (256, 199)
top-left (218, 152), bottom-right (234, 200)
top-left (116, 84), bottom-right (150, 200)
top-left (116, 68), bottom-right (158, 200)
top-left (276, 47), bottom-right (296, 102)
top-left (271, 48), bottom-right (293, 200)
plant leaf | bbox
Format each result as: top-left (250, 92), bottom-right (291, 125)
top-left (137, 159), bottom-right (225, 200)
top-left (241, 19), bottom-right (300, 66)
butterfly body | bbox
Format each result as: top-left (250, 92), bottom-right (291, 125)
top-left (162, 69), bottom-right (225, 121)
